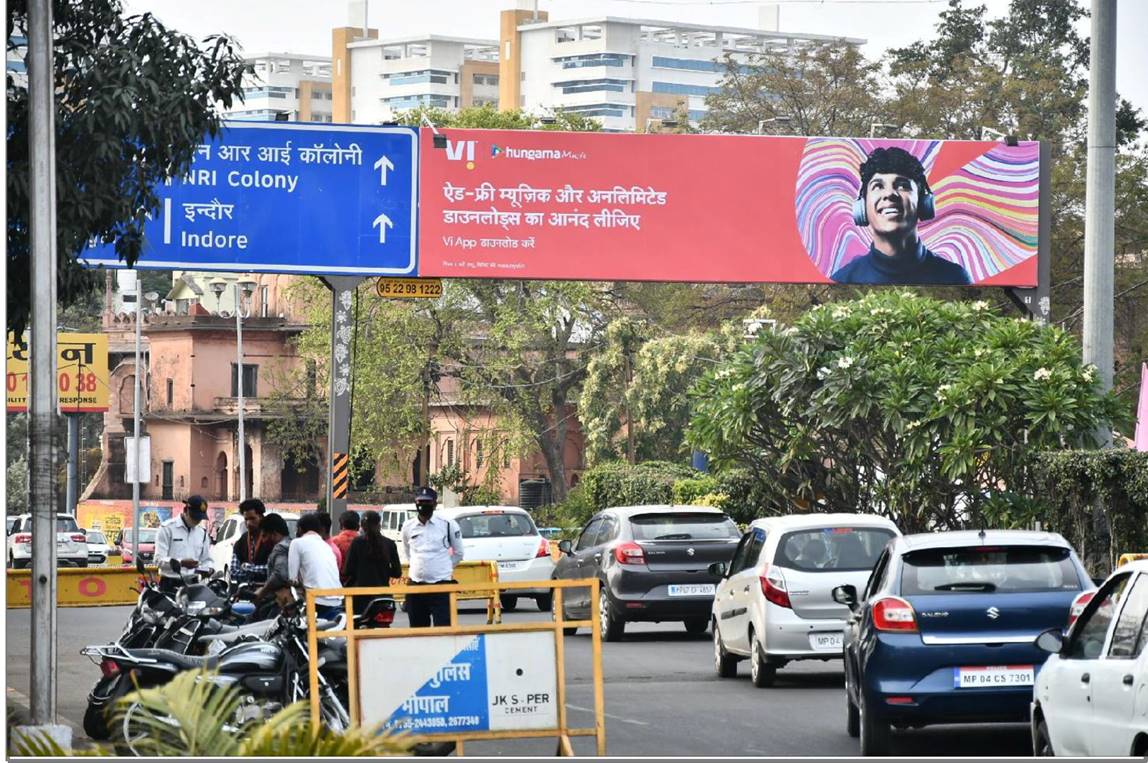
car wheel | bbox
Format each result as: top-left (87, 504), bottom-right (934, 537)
top-left (713, 622), bottom-right (737, 678)
top-left (598, 592), bottom-right (625, 642)
top-left (1032, 716), bottom-right (1054, 757)
top-left (749, 632), bottom-right (776, 688)
top-left (846, 691), bottom-right (860, 738)
top-left (535, 593), bottom-right (553, 612)
top-left (684, 617), bottom-right (708, 636)
top-left (858, 690), bottom-right (891, 756)
top-left (500, 595), bottom-right (519, 612)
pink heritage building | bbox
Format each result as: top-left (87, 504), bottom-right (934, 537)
top-left (83, 271), bottom-right (586, 511)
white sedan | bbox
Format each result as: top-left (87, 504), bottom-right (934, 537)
top-left (436, 506), bottom-right (555, 612)
top-left (1031, 558), bottom-right (1148, 757)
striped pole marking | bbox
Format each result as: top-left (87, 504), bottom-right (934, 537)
top-left (331, 452), bottom-right (350, 499)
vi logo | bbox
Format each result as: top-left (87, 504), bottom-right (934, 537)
top-left (445, 139), bottom-right (477, 169)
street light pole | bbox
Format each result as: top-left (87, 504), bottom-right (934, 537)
top-left (27, 0), bottom-right (59, 726)
top-left (235, 282), bottom-right (246, 503)
top-left (1082, 0), bottom-right (1117, 441)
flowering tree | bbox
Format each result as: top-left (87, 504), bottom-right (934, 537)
top-left (688, 292), bottom-right (1124, 533)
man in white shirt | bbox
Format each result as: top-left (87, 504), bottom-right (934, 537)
top-left (288, 512), bottom-right (344, 619)
top-left (154, 496), bottom-right (215, 594)
top-left (401, 487), bottom-right (464, 627)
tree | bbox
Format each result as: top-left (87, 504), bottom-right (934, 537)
top-left (579, 317), bottom-right (738, 465)
top-left (688, 292), bottom-right (1123, 533)
top-left (702, 42), bottom-right (884, 138)
top-left (6, 0), bottom-right (248, 336)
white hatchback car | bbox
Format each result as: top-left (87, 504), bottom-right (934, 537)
top-left (1031, 558), bottom-right (1148, 757)
top-left (711, 513), bottom-right (900, 687)
top-left (435, 506), bottom-right (555, 612)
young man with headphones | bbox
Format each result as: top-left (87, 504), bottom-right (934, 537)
top-left (831, 146), bottom-right (971, 285)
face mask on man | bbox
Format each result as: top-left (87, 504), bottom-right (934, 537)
top-left (417, 503), bottom-right (434, 520)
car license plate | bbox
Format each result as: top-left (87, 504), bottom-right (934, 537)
top-left (667, 584), bottom-right (715, 597)
top-left (953, 665), bottom-right (1034, 689)
top-left (809, 632), bottom-right (844, 651)
top-left (497, 561), bottom-right (521, 571)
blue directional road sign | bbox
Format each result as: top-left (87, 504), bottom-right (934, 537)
top-left (80, 122), bottom-right (418, 276)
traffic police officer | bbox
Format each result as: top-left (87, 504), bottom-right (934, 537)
top-left (400, 487), bottom-right (464, 627)
top-left (154, 495), bottom-right (215, 594)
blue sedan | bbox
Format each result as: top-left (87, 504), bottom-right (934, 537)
top-left (835, 530), bottom-right (1094, 755)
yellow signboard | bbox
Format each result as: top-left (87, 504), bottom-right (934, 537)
top-left (375, 277), bottom-right (443, 299)
top-left (6, 332), bottom-right (109, 413)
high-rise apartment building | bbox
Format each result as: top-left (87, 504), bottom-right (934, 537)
top-left (332, 3), bottom-right (862, 132)
top-left (225, 52), bottom-right (334, 122)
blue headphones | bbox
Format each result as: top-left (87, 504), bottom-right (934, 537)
top-left (852, 181), bottom-right (936, 226)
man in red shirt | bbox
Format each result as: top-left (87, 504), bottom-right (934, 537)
top-left (332, 510), bottom-right (360, 571)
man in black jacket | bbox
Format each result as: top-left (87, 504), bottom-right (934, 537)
top-left (230, 498), bottom-right (273, 584)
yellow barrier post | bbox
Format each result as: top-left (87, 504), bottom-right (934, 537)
top-left (5, 566), bottom-right (153, 608)
top-left (304, 577), bottom-right (605, 757)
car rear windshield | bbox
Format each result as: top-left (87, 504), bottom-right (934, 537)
top-left (900, 545), bottom-right (1083, 595)
top-left (56, 517), bottom-right (80, 533)
top-left (124, 529), bottom-right (157, 543)
top-left (775, 527), bottom-right (896, 572)
top-left (86, 531), bottom-right (106, 544)
top-left (456, 512), bottom-right (536, 539)
top-left (629, 513), bottom-right (740, 541)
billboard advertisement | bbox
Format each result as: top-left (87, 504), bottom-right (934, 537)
top-left (6, 332), bottom-right (109, 413)
top-left (418, 129), bottom-right (1039, 287)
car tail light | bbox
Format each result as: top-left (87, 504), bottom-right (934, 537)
top-left (99, 659), bottom-right (120, 678)
top-left (759, 565), bottom-right (791, 608)
top-left (1068, 590), bottom-right (1095, 627)
top-left (71, 533), bottom-right (87, 543)
top-left (873, 596), bottom-right (918, 632)
top-left (13, 533), bottom-right (32, 544)
top-left (536, 538), bottom-right (551, 558)
top-left (613, 542), bottom-right (646, 566)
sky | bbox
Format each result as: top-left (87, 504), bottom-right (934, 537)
top-left (125, 0), bottom-right (1147, 112)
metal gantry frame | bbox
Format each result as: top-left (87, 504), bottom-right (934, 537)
top-left (304, 577), bottom-right (606, 757)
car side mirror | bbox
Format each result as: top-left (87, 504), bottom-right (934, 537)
top-left (832, 584), bottom-right (858, 611)
top-left (136, 557), bottom-right (146, 575)
top-left (1035, 627), bottom-right (1065, 655)
top-left (557, 540), bottom-right (573, 555)
top-left (707, 561), bottom-right (728, 578)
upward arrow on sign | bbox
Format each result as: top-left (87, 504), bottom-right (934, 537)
top-left (374, 155), bottom-right (394, 186)
top-left (372, 213), bottom-right (393, 243)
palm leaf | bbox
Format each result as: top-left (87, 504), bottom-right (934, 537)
top-left (112, 669), bottom-right (242, 756)
top-left (239, 702), bottom-right (407, 757)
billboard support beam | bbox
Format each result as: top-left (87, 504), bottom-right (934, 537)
top-left (322, 276), bottom-right (363, 525)
top-left (1005, 141), bottom-right (1052, 324)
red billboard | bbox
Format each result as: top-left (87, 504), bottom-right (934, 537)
top-left (417, 128), bottom-right (1039, 287)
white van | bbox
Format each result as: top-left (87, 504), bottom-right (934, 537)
top-left (378, 504), bottom-right (417, 561)
top-left (211, 511), bottom-right (300, 576)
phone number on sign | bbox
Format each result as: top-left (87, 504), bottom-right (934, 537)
top-left (390, 716), bottom-right (481, 731)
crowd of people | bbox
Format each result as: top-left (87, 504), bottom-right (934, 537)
top-left (158, 487), bottom-right (464, 626)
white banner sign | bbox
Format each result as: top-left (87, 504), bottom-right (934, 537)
top-left (358, 631), bottom-right (558, 734)
top-left (123, 435), bottom-right (151, 483)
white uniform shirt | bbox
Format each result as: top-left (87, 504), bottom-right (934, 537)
top-left (401, 513), bottom-right (464, 583)
top-left (288, 532), bottom-right (343, 608)
top-left (154, 516), bottom-right (214, 580)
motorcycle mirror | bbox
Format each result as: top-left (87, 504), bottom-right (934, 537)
top-left (170, 559), bottom-right (182, 574)
top-left (136, 557), bottom-right (146, 575)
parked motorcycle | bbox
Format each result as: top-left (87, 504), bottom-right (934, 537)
top-left (83, 594), bottom-right (355, 755)
top-left (82, 560), bottom-right (261, 740)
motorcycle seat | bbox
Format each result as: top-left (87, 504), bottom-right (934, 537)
top-left (127, 648), bottom-right (220, 671)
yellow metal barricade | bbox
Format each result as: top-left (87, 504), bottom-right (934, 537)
top-left (395, 560), bottom-right (502, 624)
top-left (6, 565), bottom-right (150, 607)
top-left (305, 577), bottom-right (605, 757)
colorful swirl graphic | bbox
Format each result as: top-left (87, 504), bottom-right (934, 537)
top-left (794, 138), bottom-right (1039, 283)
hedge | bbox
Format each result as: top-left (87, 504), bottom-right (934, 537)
top-left (1031, 449), bottom-right (1148, 576)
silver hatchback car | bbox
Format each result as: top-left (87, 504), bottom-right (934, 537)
top-left (711, 513), bottom-right (900, 686)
